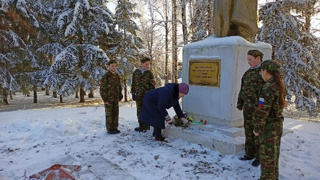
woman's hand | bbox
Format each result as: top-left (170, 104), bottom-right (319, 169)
top-left (165, 115), bottom-right (171, 122)
top-left (253, 130), bottom-right (259, 136)
top-left (181, 118), bottom-right (188, 124)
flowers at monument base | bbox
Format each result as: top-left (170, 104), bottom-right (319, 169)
top-left (172, 114), bottom-right (208, 127)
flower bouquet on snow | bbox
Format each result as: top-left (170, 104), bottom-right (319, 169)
top-left (170, 112), bottom-right (207, 127)
top-left (187, 115), bottom-right (208, 125)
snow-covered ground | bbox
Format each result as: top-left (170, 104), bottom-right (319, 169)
top-left (1, 104), bottom-right (320, 180)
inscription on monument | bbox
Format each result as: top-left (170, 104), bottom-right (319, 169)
top-left (189, 60), bottom-right (221, 87)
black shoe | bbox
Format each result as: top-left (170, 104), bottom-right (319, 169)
top-left (134, 127), bottom-right (140, 131)
top-left (114, 129), bottom-right (121, 134)
top-left (252, 159), bottom-right (260, 167)
top-left (155, 137), bottom-right (168, 142)
top-left (107, 130), bottom-right (117, 134)
top-left (139, 129), bottom-right (147, 133)
top-left (240, 155), bottom-right (254, 161)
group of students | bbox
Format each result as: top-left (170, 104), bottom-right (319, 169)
top-left (237, 50), bottom-right (286, 180)
top-left (99, 57), bottom-right (188, 141)
top-left (99, 50), bottom-right (286, 180)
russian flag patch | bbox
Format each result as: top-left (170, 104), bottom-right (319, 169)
top-left (258, 97), bottom-right (264, 108)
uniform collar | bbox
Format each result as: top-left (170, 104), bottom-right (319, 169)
top-left (250, 62), bottom-right (262, 70)
top-left (138, 67), bottom-right (149, 73)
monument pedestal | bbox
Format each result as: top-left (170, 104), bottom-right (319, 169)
top-left (165, 35), bottom-right (272, 154)
top-left (164, 124), bottom-right (245, 155)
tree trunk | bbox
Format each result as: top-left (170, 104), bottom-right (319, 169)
top-left (148, 2), bottom-right (154, 63)
top-left (80, 87), bottom-right (85, 103)
top-left (181, 0), bottom-right (188, 45)
top-left (26, 89), bottom-right (30, 97)
top-left (3, 89), bottom-right (9, 105)
top-left (124, 78), bottom-right (127, 102)
top-left (60, 95), bottom-right (64, 103)
top-left (33, 87), bottom-right (37, 103)
top-left (45, 86), bottom-right (50, 95)
top-left (75, 90), bottom-right (79, 98)
top-left (207, 1), bottom-right (214, 35)
top-left (172, 0), bottom-right (178, 83)
top-left (189, 0), bottom-right (193, 22)
top-left (53, 91), bottom-right (57, 98)
top-left (88, 88), bottom-right (94, 98)
top-left (165, 0), bottom-right (169, 84)
top-left (10, 91), bottom-right (13, 100)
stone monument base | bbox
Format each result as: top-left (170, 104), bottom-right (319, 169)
top-left (164, 123), bottom-right (293, 155)
top-left (163, 124), bottom-right (245, 155)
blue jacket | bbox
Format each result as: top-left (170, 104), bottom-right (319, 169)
top-left (140, 83), bottom-right (184, 129)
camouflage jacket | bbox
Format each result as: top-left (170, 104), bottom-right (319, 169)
top-left (131, 68), bottom-right (155, 98)
top-left (252, 77), bottom-right (284, 134)
top-left (237, 66), bottom-right (265, 110)
top-left (100, 71), bottom-right (123, 102)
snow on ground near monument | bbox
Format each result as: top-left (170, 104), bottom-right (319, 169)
top-left (0, 106), bottom-right (319, 180)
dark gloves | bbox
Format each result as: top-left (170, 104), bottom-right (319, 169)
top-left (132, 93), bottom-right (136, 101)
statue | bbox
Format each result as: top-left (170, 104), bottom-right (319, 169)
top-left (214, 0), bottom-right (258, 41)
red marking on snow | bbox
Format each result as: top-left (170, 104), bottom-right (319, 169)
top-left (29, 164), bottom-right (81, 180)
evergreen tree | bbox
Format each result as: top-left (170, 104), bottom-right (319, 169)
top-left (43, 0), bottom-right (116, 102)
top-left (0, 0), bottom-right (39, 102)
top-left (259, 0), bottom-right (320, 115)
top-left (110, 0), bottom-right (142, 101)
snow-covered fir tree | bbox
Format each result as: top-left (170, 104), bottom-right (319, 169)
top-left (259, 0), bottom-right (320, 115)
top-left (0, 66), bottom-right (21, 104)
top-left (109, 0), bottom-right (143, 101)
top-left (43, 0), bottom-right (116, 102)
top-left (0, 0), bottom-right (40, 102)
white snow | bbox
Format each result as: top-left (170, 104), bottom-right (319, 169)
top-left (0, 104), bottom-right (320, 179)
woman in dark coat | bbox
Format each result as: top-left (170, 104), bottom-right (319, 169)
top-left (140, 83), bottom-right (189, 142)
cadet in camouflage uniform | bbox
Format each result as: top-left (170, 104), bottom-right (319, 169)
top-left (131, 57), bottom-right (156, 132)
top-left (237, 50), bottom-right (265, 166)
top-left (100, 60), bottom-right (123, 134)
top-left (253, 60), bottom-right (286, 180)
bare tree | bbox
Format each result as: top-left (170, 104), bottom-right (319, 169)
top-left (181, 0), bottom-right (188, 45)
top-left (136, 0), bottom-right (167, 85)
top-left (164, 0), bottom-right (170, 84)
top-left (172, 0), bottom-right (178, 83)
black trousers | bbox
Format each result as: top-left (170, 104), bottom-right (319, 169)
top-left (153, 128), bottom-right (162, 138)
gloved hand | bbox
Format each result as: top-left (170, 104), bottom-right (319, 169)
top-left (132, 93), bottom-right (136, 101)
top-left (181, 117), bottom-right (188, 124)
top-left (165, 115), bottom-right (171, 122)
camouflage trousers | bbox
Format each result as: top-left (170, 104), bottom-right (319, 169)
top-left (243, 107), bottom-right (260, 160)
top-left (136, 97), bottom-right (150, 130)
top-left (104, 101), bottom-right (119, 131)
top-left (259, 129), bottom-right (282, 180)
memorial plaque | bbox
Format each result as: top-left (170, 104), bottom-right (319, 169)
top-left (189, 60), bottom-right (221, 87)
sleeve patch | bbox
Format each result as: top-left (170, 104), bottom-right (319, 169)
top-left (258, 97), bottom-right (264, 108)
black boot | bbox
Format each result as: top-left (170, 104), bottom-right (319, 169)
top-left (134, 127), bottom-right (140, 131)
top-left (240, 155), bottom-right (254, 161)
top-left (252, 159), bottom-right (260, 167)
